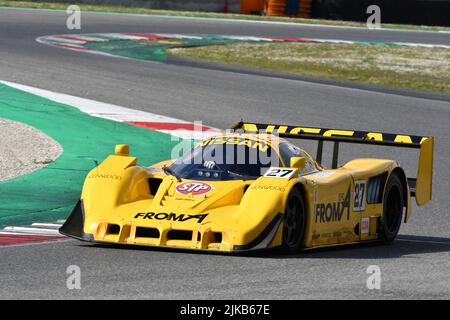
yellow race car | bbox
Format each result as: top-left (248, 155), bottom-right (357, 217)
top-left (60, 121), bottom-right (434, 253)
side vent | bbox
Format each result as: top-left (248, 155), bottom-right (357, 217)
top-left (367, 172), bottom-right (388, 204)
top-left (148, 178), bottom-right (163, 196)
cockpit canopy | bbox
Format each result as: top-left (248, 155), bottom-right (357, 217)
top-left (169, 134), bottom-right (315, 181)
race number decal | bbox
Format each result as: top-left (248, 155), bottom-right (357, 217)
top-left (353, 180), bottom-right (367, 211)
top-left (264, 167), bottom-right (296, 179)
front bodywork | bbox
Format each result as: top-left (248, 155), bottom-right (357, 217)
top-left (60, 154), bottom-right (411, 252)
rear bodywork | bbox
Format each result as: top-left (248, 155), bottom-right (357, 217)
top-left (60, 122), bottom-right (434, 252)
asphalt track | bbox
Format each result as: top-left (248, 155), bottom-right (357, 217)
top-left (1, 8), bottom-right (450, 299)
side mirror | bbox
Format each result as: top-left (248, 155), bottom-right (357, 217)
top-left (290, 157), bottom-right (306, 170)
top-left (115, 144), bottom-right (130, 156)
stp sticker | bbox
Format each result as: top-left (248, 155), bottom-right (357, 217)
top-left (175, 182), bottom-right (213, 196)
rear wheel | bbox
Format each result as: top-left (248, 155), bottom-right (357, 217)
top-left (281, 188), bottom-right (306, 253)
top-left (380, 173), bottom-right (404, 244)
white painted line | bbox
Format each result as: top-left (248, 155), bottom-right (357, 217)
top-left (395, 42), bottom-right (450, 49)
top-left (224, 36), bottom-right (275, 42)
top-left (0, 231), bottom-right (61, 236)
top-left (313, 39), bottom-right (356, 44)
top-left (0, 80), bottom-right (185, 123)
top-left (0, 231), bottom-right (30, 236)
top-left (44, 35), bottom-right (86, 44)
top-left (31, 223), bottom-right (63, 228)
top-left (3, 226), bottom-right (61, 235)
top-left (106, 33), bottom-right (150, 40)
top-left (156, 34), bottom-right (203, 40)
top-left (68, 35), bottom-right (108, 42)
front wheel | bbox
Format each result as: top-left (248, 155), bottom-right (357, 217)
top-left (380, 173), bottom-right (404, 244)
top-left (281, 188), bottom-right (306, 253)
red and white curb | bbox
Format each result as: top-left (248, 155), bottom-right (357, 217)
top-left (36, 33), bottom-right (208, 57)
top-left (36, 32), bottom-right (450, 57)
top-left (1, 80), bottom-right (222, 140)
top-left (0, 222), bottom-right (66, 246)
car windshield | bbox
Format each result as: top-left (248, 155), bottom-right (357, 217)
top-left (278, 142), bottom-right (317, 174)
top-left (169, 137), bottom-right (280, 181)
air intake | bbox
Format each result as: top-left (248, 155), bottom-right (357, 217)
top-left (107, 224), bottom-right (120, 235)
top-left (167, 230), bottom-right (192, 241)
top-left (148, 178), bottom-right (163, 196)
top-left (135, 227), bottom-right (160, 238)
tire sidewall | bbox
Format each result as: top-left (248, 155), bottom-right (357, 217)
top-left (381, 173), bottom-right (404, 244)
top-left (281, 188), bottom-right (306, 253)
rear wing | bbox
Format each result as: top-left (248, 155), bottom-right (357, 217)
top-left (231, 121), bottom-right (434, 206)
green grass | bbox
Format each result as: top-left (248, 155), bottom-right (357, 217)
top-left (170, 43), bottom-right (450, 94)
top-left (2, 0), bottom-right (450, 32)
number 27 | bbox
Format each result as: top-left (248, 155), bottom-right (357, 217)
top-left (266, 169), bottom-right (294, 177)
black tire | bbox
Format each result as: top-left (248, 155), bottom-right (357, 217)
top-left (380, 173), bottom-right (404, 244)
top-left (281, 188), bottom-right (306, 253)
